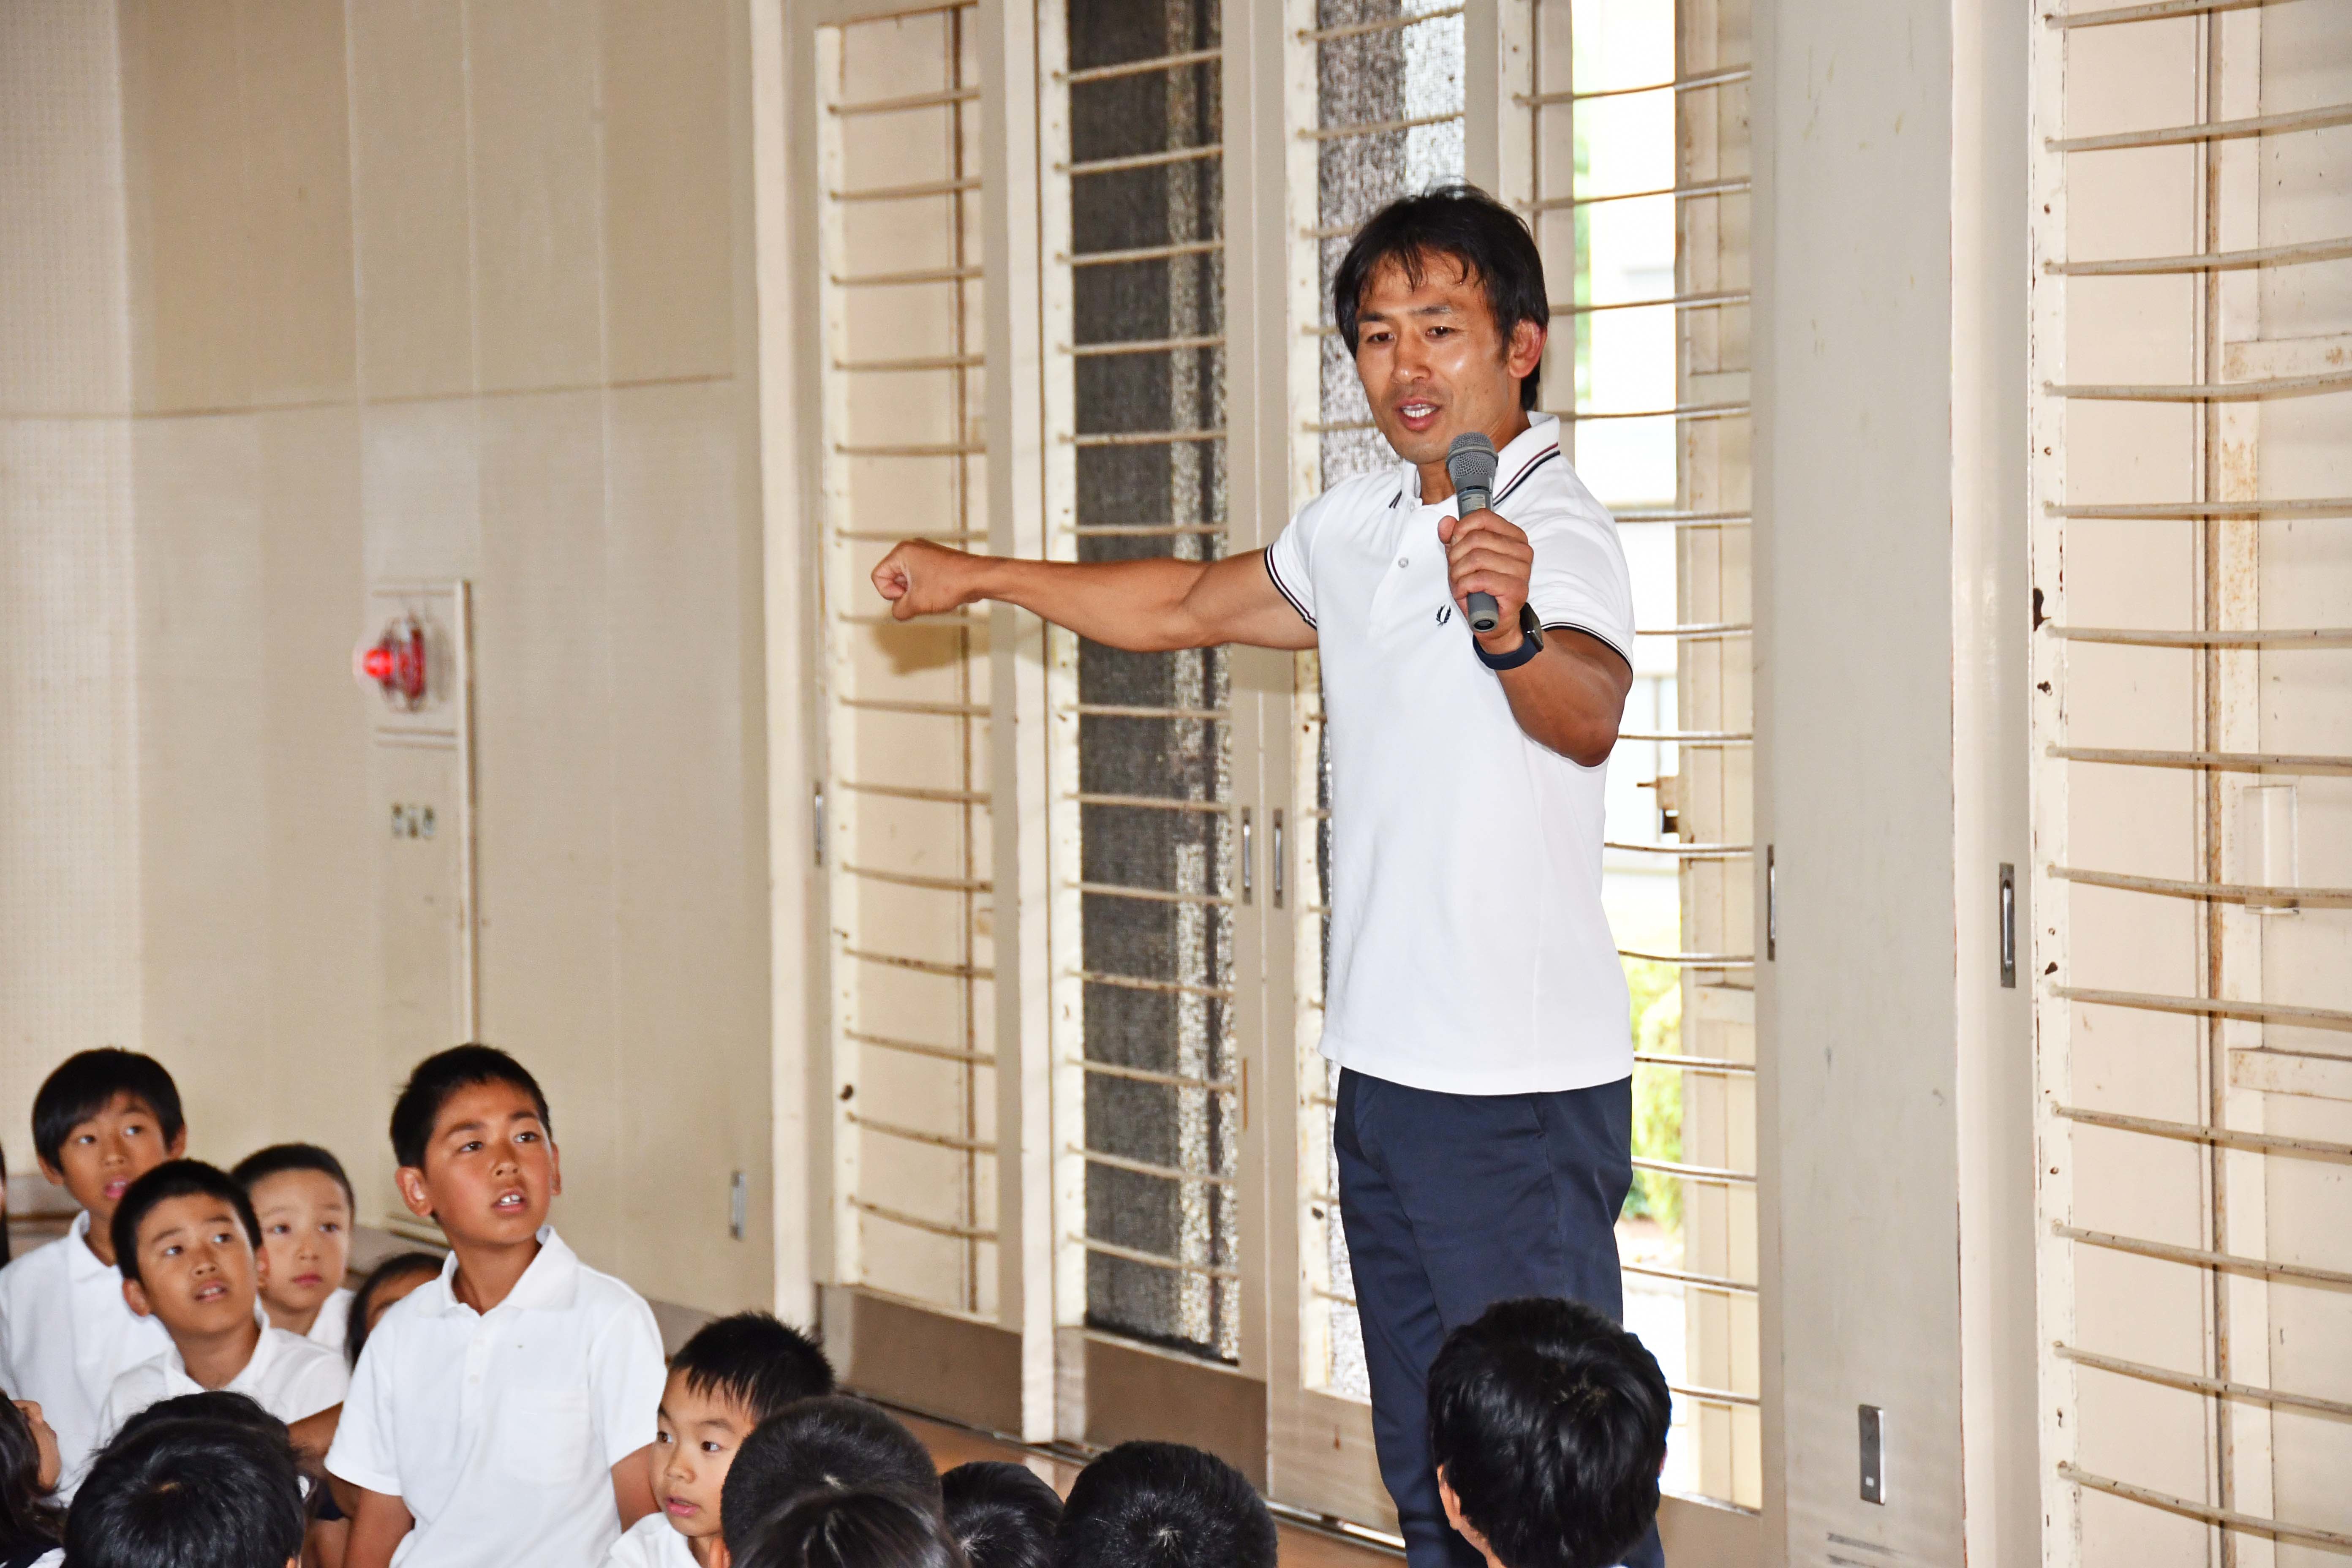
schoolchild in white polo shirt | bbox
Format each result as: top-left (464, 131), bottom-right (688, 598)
top-left (328, 1046), bottom-right (666, 1568)
top-left (0, 1051), bottom-right (183, 1490)
top-left (869, 185), bottom-right (1658, 1568)
top-left (232, 1144), bottom-right (358, 1354)
top-left (97, 1162), bottom-right (347, 1443)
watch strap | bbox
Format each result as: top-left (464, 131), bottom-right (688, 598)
top-left (1475, 604), bottom-right (1546, 671)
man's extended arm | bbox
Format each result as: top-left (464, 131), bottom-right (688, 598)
top-left (1438, 509), bottom-right (1631, 767)
top-left (871, 540), bottom-right (1317, 653)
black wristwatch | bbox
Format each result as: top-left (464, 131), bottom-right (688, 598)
top-left (1474, 603), bottom-right (1546, 671)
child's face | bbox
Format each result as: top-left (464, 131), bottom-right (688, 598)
top-left (13, 1400), bottom-right (60, 1493)
top-left (40, 1092), bottom-right (184, 1227)
top-left (122, 1192), bottom-right (263, 1342)
top-left (395, 1081), bottom-right (561, 1247)
top-left (651, 1370), bottom-right (756, 1542)
top-left (249, 1169), bottom-right (352, 1318)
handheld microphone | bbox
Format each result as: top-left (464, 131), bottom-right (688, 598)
top-left (1446, 433), bottom-right (1502, 633)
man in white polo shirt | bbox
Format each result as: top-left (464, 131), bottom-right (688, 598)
top-left (872, 184), bottom-right (1658, 1568)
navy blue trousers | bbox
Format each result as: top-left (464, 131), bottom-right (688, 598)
top-left (1334, 1068), bottom-right (1666, 1568)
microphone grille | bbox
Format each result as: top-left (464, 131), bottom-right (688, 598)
top-left (1446, 431), bottom-right (1497, 491)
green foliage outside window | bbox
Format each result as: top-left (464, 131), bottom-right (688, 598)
top-left (1620, 957), bottom-right (1684, 1232)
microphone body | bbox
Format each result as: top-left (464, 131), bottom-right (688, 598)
top-left (1445, 433), bottom-right (1502, 633)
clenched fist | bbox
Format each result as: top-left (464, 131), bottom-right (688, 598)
top-left (871, 539), bottom-right (989, 621)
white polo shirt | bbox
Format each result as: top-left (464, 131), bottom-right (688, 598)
top-left (99, 1322), bottom-right (348, 1440)
top-left (604, 1512), bottom-right (698, 1568)
top-left (305, 1286), bottom-right (355, 1356)
top-left (0, 1213), bottom-right (172, 1488)
top-left (1266, 414), bottom-right (1636, 1095)
top-left (325, 1227), bottom-right (666, 1568)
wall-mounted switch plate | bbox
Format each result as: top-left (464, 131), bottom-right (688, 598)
top-left (730, 1170), bottom-right (749, 1240)
top-left (1859, 1404), bottom-right (1886, 1504)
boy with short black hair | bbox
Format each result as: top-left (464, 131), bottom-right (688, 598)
top-left (1426, 1297), bottom-right (1669, 1568)
top-left (1051, 1441), bottom-right (1275, 1568)
top-left (66, 1414), bottom-right (306, 1568)
top-left (97, 1162), bottom-right (347, 1444)
top-left (327, 1045), bottom-right (666, 1568)
top-left (718, 1397), bottom-right (942, 1559)
top-left (231, 1143), bottom-right (357, 1350)
top-left (942, 1460), bottom-right (1061, 1568)
top-left (0, 1051), bottom-right (185, 1485)
top-left (607, 1312), bottom-right (836, 1568)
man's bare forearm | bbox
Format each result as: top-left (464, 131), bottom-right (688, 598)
top-left (965, 555), bottom-right (1220, 651)
top-left (1496, 632), bottom-right (1630, 767)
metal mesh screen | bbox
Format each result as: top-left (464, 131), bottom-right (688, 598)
top-left (1067, 0), bottom-right (1241, 1363)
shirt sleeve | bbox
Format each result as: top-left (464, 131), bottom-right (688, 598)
top-left (283, 1347), bottom-right (351, 1424)
top-left (1263, 496), bottom-right (1322, 629)
top-left (590, 1295), bottom-right (667, 1471)
top-left (324, 1333), bottom-right (402, 1496)
top-left (1522, 501), bottom-right (1635, 664)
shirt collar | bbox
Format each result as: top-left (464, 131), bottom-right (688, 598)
top-left (422, 1226), bottom-right (580, 1317)
top-left (67, 1211), bottom-right (116, 1282)
top-left (158, 1320), bottom-right (278, 1395)
top-left (1403, 413), bottom-right (1563, 510)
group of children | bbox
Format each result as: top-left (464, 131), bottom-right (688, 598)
top-left (0, 1045), bottom-right (1671, 1568)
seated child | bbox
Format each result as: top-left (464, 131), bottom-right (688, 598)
top-left (736, 1489), bottom-right (966, 1568)
top-left (97, 1162), bottom-right (348, 1441)
top-left (65, 1411), bottom-right (305, 1568)
top-left (325, 1045), bottom-right (666, 1568)
top-left (1426, 1296), bottom-right (1671, 1568)
top-left (343, 1252), bottom-right (444, 1369)
top-left (0, 1051), bottom-right (186, 1484)
top-left (942, 1461), bottom-right (1060, 1568)
top-left (0, 1396), bottom-right (63, 1568)
top-left (232, 1144), bottom-right (357, 1350)
top-left (606, 1312), bottom-right (836, 1568)
top-left (719, 1397), bottom-right (942, 1559)
top-left (1051, 1442), bottom-right (1275, 1568)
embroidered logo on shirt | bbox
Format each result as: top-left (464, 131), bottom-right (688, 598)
top-left (1435, 605), bottom-right (1452, 626)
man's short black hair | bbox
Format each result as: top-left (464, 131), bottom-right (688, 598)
top-left (32, 1049), bottom-right (182, 1171)
top-left (1333, 182), bottom-right (1550, 411)
top-left (720, 1397), bottom-right (942, 1555)
top-left (110, 1161), bottom-right (260, 1289)
top-left (1427, 1296), bottom-right (1670, 1568)
top-left (231, 1143), bottom-right (356, 1209)
top-left (942, 1461), bottom-right (1060, 1568)
top-left (1051, 1442), bottom-right (1275, 1568)
top-left (67, 1416), bottom-right (305, 1568)
top-left (389, 1044), bottom-right (551, 1170)
top-left (736, 1488), bottom-right (966, 1568)
top-left (671, 1312), bottom-right (836, 1426)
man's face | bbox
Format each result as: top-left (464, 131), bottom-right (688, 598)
top-left (250, 1169), bottom-right (353, 1318)
top-left (124, 1192), bottom-right (263, 1340)
top-left (1350, 252), bottom-right (1546, 470)
top-left (41, 1093), bottom-right (185, 1226)
top-left (651, 1370), bottom-right (755, 1542)
top-left (397, 1081), bottom-right (560, 1247)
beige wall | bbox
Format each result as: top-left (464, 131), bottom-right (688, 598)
top-left (0, 1), bottom-right (143, 1154)
top-left (2, 0), bottom-right (773, 1317)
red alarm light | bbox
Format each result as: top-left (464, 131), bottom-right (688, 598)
top-left (356, 616), bottom-right (429, 709)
